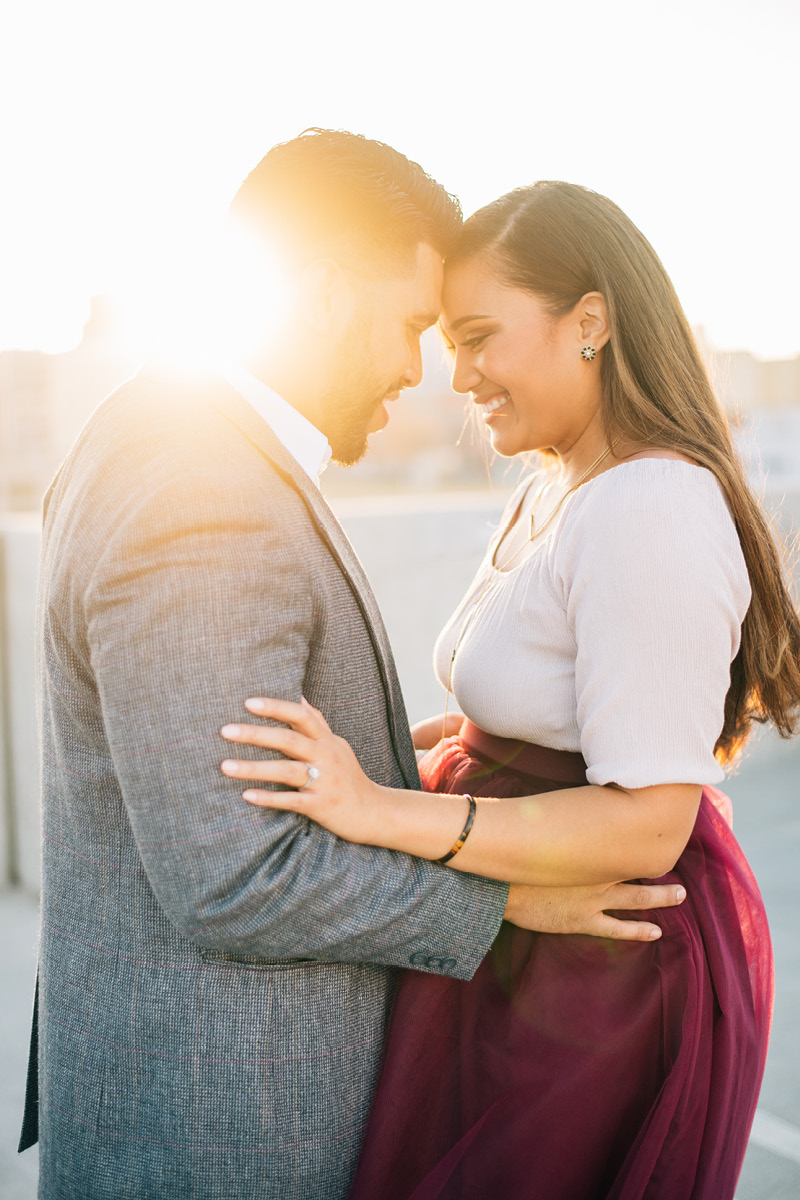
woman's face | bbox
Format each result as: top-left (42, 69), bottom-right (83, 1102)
top-left (440, 253), bottom-right (606, 460)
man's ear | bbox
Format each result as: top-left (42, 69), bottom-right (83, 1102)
top-left (575, 291), bottom-right (610, 352)
top-left (300, 258), bottom-right (355, 335)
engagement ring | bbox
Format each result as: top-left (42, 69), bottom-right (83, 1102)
top-left (300, 764), bottom-right (320, 791)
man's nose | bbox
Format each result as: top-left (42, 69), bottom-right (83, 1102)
top-left (402, 339), bottom-right (424, 389)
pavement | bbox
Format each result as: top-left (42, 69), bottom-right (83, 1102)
top-left (1, 891), bottom-right (38, 1200)
top-left (1, 735), bottom-right (798, 1198)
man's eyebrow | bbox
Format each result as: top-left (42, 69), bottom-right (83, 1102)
top-left (449, 313), bottom-right (491, 331)
top-left (410, 312), bottom-right (441, 328)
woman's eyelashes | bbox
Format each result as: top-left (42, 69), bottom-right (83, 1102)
top-left (439, 327), bottom-right (491, 355)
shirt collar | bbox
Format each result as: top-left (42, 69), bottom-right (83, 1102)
top-left (214, 359), bottom-right (332, 485)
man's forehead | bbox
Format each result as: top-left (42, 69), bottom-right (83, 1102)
top-left (410, 305), bottom-right (442, 328)
top-left (409, 243), bottom-right (444, 317)
top-left (375, 243), bottom-right (442, 322)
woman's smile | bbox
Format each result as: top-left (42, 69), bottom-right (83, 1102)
top-left (441, 252), bottom-right (609, 462)
top-left (474, 390), bottom-right (510, 420)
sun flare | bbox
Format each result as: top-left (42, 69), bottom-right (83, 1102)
top-left (119, 220), bottom-right (292, 368)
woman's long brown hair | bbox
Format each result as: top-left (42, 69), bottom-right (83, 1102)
top-left (450, 181), bottom-right (800, 763)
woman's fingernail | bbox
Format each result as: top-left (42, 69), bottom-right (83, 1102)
top-left (243, 790), bottom-right (259, 801)
top-left (676, 886), bottom-right (686, 902)
top-left (221, 760), bottom-right (239, 774)
top-left (649, 928), bottom-right (662, 939)
top-left (246, 699), bottom-right (266, 712)
top-left (221, 725), bottom-right (240, 738)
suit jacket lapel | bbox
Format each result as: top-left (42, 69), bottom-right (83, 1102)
top-left (204, 380), bottom-right (420, 790)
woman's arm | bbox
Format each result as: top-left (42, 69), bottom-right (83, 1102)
top-left (411, 712), bottom-right (463, 751)
top-left (221, 698), bottom-right (701, 887)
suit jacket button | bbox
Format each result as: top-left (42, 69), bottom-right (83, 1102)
top-left (409, 952), bottom-right (429, 966)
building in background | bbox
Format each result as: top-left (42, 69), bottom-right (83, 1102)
top-left (0, 351), bottom-right (55, 511)
top-left (0, 296), bottom-right (139, 512)
top-left (1, 301), bottom-right (799, 512)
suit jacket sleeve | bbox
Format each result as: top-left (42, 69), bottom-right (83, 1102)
top-left (85, 471), bottom-right (508, 980)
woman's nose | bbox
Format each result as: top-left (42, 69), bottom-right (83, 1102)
top-left (450, 350), bottom-right (481, 395)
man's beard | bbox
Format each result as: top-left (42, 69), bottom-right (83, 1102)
top-left (324, 386), bottom-right (388, 466)
top-left (321, 320), bottom-right (400, 466)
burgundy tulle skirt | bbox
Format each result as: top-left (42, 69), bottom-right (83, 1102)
top-left (349, 723), bottom-right (773, 1200)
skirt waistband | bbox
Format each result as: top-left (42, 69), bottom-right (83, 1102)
top-left (459, 720), bottom-right (588, 786)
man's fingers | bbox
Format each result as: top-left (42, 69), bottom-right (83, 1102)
top-left (592, 915), bottom-right (663, 942)
top-left (592, 880), bottom-right (688, 941)
top-left (607, 882), bottom-right (686, 911)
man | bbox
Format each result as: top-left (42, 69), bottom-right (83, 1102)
top-left (20, 130), bottom-right (682, 1199)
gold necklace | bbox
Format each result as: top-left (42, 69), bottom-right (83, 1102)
top-left (441, 439), bottom-right (619, 741)
top-left (527, 438), bottom-right (619, 545)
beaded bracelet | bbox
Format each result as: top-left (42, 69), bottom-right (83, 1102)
top-left (436, 794), bottom-right (477, 864)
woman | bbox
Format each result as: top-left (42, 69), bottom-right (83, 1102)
top-left (220, 183), bottom-right (800, 1198)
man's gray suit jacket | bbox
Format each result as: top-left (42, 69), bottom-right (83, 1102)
top-left (20, 365), bottom-right (508, 1200)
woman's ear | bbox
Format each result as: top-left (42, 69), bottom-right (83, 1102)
top-left (576, 291), bottom-right (610, 352)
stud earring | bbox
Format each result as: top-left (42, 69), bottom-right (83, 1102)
top-left (581, 346), bottom-right (597, 361)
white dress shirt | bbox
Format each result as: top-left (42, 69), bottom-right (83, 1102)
top-left (215, 359), bottom-right (332, 485)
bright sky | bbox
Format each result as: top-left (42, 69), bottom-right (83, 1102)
top-left (1, 0), bottom-right (798, 359)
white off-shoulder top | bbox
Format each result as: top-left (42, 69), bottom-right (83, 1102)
top-left (433, 460), bottom-right (752, 788)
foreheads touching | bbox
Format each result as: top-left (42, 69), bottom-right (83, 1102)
top-left (228, 130), bottom-right (458, 462)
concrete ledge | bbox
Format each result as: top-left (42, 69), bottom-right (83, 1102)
top-left (0, 516), bottom-right (41, 892)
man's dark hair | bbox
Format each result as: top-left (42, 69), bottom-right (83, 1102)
top-left (230, 128), bottom-right (462, 270)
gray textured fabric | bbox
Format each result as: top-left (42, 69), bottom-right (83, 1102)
top-left (23, 365), bottom-right (508, 1199)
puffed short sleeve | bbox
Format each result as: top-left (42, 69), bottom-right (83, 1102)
top-left (551, 463), bottom-right (751, 787)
